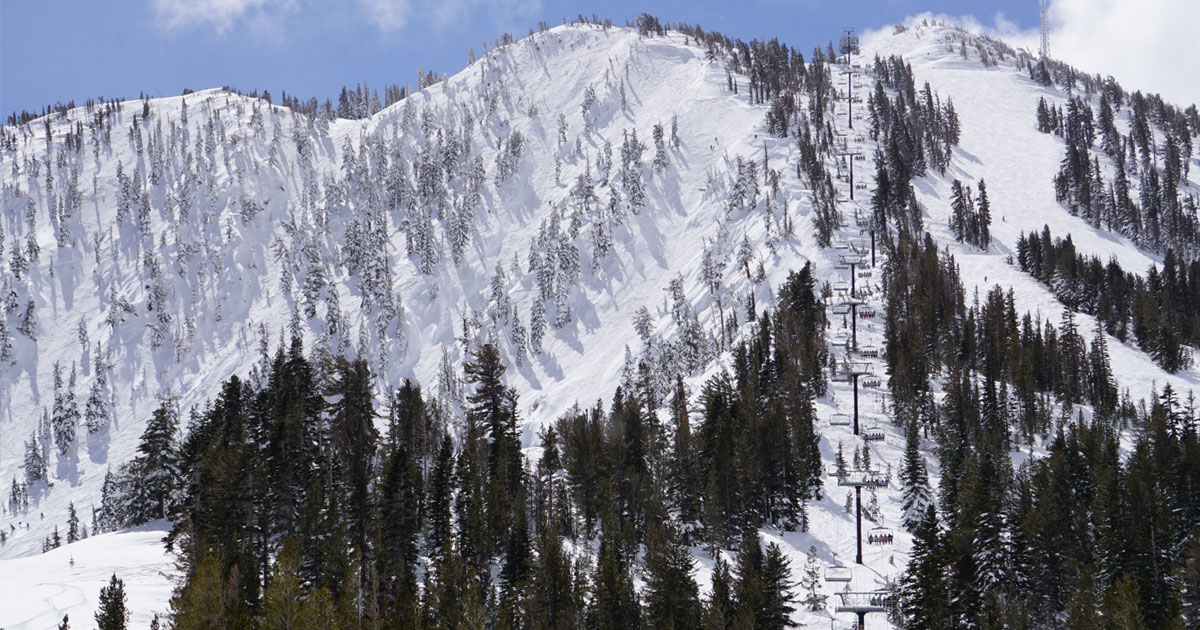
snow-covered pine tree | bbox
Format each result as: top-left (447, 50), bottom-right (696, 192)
top-left (800, 545), bottom-right (828, 611)
top-left (620, 129), bottom-right (646, 211)
top-left (18, 300), bottom-right (36, 339)
top-left (68, 502), bottom-right (80, 543)
top-left (0, 317), bottom-right (11, 363)
top-left (51, 361), bottom-right (77, 456)
top-left (652, 122), bottom-right (669, 173)
top-left (128, 399), bottom-right (179, 523)
top-left (24, 432), bottom-right (46, 485)
top-left (530, 300), bottom-right (546, 354)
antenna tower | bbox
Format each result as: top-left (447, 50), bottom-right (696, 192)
top-left (1039, 0), bottom-right (1050, 59)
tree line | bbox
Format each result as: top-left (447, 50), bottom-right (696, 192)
top-left (84, 264), bottom-right (825, 629)
top-left (1017, 226), bottom-right (1198, 372)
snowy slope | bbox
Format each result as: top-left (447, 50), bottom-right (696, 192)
top-left (2, 17), bottom-right (1198, 629)
top-left (861, 19), bottom-right (1200, 406)
top-left (0, 521), bottom-right (173, 629)
top-left (0, 24), bottom-right (823, 561)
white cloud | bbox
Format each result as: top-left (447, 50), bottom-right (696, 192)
top-left (867, 1), bottom-right (1200, 107)
top-left (152, 0), bottom-right (290, 33)
top-left (358, 0), bottom-right (411, 32)
top-left (1044, 0), bottom-right (1199, 107)
top-left (151, 0), bottom-right (540, 37)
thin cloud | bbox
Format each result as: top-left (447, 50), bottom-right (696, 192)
top-left (359, 0), bottom-right (411, 31)
top-left (152, 0), bottom-right (540, 37)
top-left (152, 0), bottom-right (290, 33)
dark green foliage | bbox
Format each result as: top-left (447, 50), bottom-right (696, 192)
top-left (732, 532), bottom-right (796, 630)
top-left (95, 573), bottom-right (129, 630)
top-left (1017, 226), bottom-right (1199, 372)
top-left (643, 521), bottom-right (702, 629)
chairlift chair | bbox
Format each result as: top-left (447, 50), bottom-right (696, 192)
top-left (830, 413), bottom-right (851, 427)
top-left (855, 346), bottom-right (879, 359)
top-left (862, 426), bottom-right (885, 442)
top-left (867, 526), bottom-right (894, 545)
top-left (825, 564), bottom-right (853, 583)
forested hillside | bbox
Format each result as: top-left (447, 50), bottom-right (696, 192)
top-left (2, 13), bottom-right (1200, 630)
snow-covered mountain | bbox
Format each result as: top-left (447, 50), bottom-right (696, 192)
top-left (1, 15), bottom-right (1197, 627)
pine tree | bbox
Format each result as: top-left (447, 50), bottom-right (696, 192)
top-left (950, 179), bottom-right (969, 243)
top-left (643, 520), bottom-right (702, 629)
top-left (590, 528), bottom-right (640, 630)
top-left (901, 418), bottom-right (933, 532)
top-left (0, 318), bottom-right (12, 363)
top-left (704, 556), bottom-right (734, 630)
top-left (652, 122), bottom-right (669, 173)
top-left (328, 357), bottom-right (378, 558)
top-left (426, 433), bottom-right (455, 559)
top-left (67, 502), bottom-right (80, 543)
top-left (51, 361), bottom-right (77, 456)
top-left (129, 400), bottom-right (178, 523)
top-left (799, 545), bottom-right (827, 611)
top-left (95, 573), bottom-right (129, 630)
top-left (262, 541), bottom-right (304, 630)
top-left (85, 359), bottom-right (111, 434)
top-left (170, 555), bottom-right (228, 630)
top-left (1179, 537), bottom-right (1200, 629)
top-left (525, 523), bottom-right (578, 629)
top-left (1100, 574), bottom-right (1147, 630)
top-left (24, 431), bottom-right (46, 485)
top-left (975, 179), bottom-right (991, 249)
top-left (733, 532), bottom-right (796, 630)
top-left (900, 506), bottom-right (948, 629)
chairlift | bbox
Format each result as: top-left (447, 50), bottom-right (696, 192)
top-left (833, 281), bottom-right (850, 293)
top-left (861, 377), bottom-right (882, 388)
top-left (855, 346), bottom-right (879, 359)
top-left (825, 564), bottom-right (853, 583)
top-left (862, 426), bottom-right (885, 442)
top-left (867, 526), bottom-right (894, 546)
top-left (830, 413), bottom-right (851, 427)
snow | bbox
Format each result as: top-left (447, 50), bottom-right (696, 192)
top-left (1, 17), bottom-right (1197, 629)
top-left (0, 521), bottom-right (174, 629)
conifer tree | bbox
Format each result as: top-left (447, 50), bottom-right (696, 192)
top-left (976, 179), bottom-right (990, 249)
top-left (590, 527), bottom-right (640, 630)
top-left (901, 418), bottom-right (933, 532)
top-left (901, 506), bottom-right (948, 629)
top-left (67, 502), bottom-right (80, 543)
top-left (799, 546), bottom-right (827, 611)
top-left (51, 361), bottom-right (77, 456)
top-left (262, 541), bottom-right (304, 630)
top-left (24, 432), bottom-right (46, 485)
top-left (129, 400), bottom-right (178, 523)
top-left (733, 532), bottom-right (796, 630)
top-left (328, 357), bottom-right (378, 559)
top-left (643, 520), bottom-right (702, 629)
top-left (95, 573), bottom-right (129, 630)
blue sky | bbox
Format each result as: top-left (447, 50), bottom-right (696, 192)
top-left (1, 0), bottom-right (1049, 118)
top-left (6, 1), bottom-right (1196, 118)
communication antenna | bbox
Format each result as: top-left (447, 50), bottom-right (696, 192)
top-left (1039, 0), bottom-right (1050, 59)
